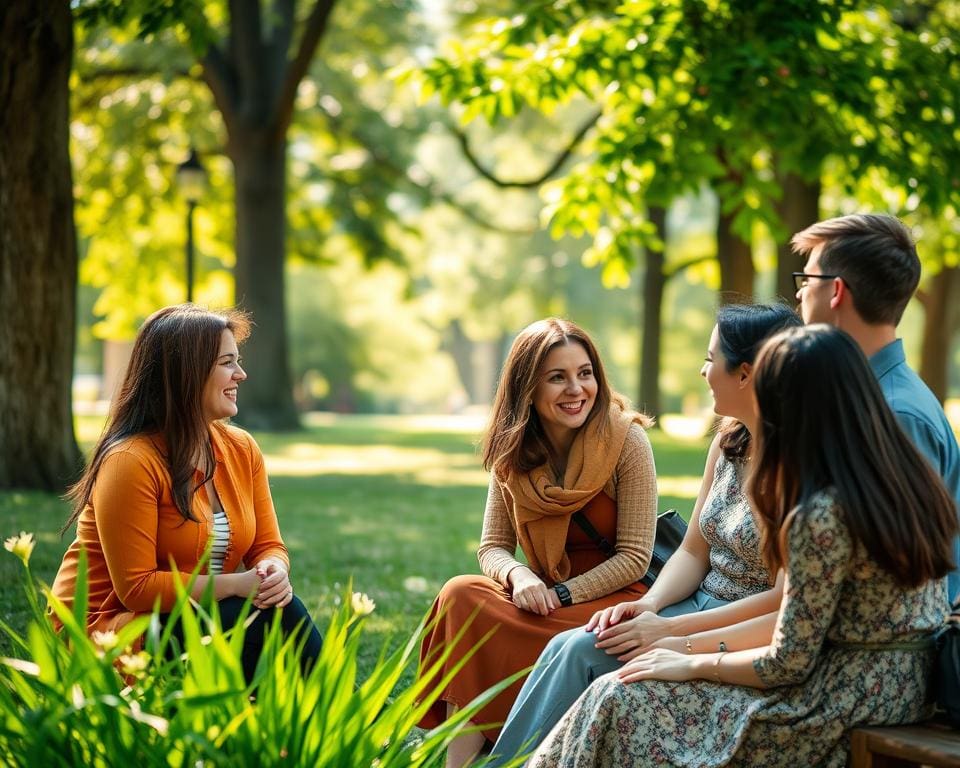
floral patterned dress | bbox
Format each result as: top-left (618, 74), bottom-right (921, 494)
top-left (528, 491), bottom-right (945, 768)
top-left (698, 455), bottom-right (771, 602)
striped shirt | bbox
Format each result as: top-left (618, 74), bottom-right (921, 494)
top-left (209, 509), bottom-right (231, 574)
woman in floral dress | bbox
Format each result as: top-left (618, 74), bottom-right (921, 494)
top-left (528, 325), bottom-right (957, 768)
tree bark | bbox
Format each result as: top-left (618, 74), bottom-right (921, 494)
top-left (229, 129), bottom-right (300, 430)
top-left (716, 209), bottom-right (755, 303)
top-left (0, 0), bottom-right (82, 488)
top-left (444, 319), bottom-right (478, 404)
top-left (639, 207), bottom-right (667, 418)
top-left (198, 0), bottom-right (338, 431)
top-left (919, 266), bottom-right (960, 403)
top-left (775, 173), bottom-right (820, 303)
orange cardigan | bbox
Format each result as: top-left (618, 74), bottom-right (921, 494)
top-left (51, 422), bottom-right (289, 634)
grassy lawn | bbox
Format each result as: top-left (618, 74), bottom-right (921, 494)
top-left (0, 413), bottom-right (709, 676)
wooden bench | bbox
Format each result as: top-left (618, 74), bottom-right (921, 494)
top-left (850, 723), bottom-right (960, 767)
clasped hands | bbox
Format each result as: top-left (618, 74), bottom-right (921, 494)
top-left (508, 566), bottom-right (560, 616)
top-left (243, 557), bottom-right (294, 610)
top-left (586, 598), bottom-right (698, 683)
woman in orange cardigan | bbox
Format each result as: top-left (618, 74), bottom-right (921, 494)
top-left (51, 304), bottom-right (321, 680)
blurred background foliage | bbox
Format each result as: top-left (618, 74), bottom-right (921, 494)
top-left (66, 0), bottom-right (960, 421)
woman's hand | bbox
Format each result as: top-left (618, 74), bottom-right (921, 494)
top-left (253, 557), bottom-right (293, 609)
top-left (647, 635), bottom-right (688, 654)
top-left (231, 568), bottom-right (262, 600)
top-left (617, 648), bottom-right (698, 684)
top-left (585, 597), bottom-right (658, 633)
top-left (594, 611), bottom-right (675, 660)
top-left (508, 566), bottom-right (560, 616)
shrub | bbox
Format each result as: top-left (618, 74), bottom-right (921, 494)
top-left (0, 533), bottom-right (526, 767)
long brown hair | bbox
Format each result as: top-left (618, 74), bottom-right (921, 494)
top-left (64, 304), bottom-right (251, 531)
top-left (481, 318), bottom-right (650, 477)
top-left (748, 324), bottom-right (957, 587)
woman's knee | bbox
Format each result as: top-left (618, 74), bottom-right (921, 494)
top-left (538, 626), bottom-right (609, 673)
top-left (437, 573), bottom-right (497, 603)
top-left (214, 595), bottom-right (250, 628)
top-left (280, 594), bottom-right (312, 626)
top-left (543, 626), bottom-right (585, 657)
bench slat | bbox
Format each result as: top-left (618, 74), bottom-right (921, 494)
top-left (850, 725), bottom-right (960, 768)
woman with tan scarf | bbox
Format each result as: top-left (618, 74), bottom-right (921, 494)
top-left (417, 318), bottom-right (658, 768)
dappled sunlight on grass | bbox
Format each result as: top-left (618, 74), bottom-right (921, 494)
top-left (657, 475), bottom-right (704, 500)
top-left (660, 414), bottom-right (713, 441)
top-left (263, 442), bottom-right (488, 486)
top-left (303, 411), bottom-right (489, 433)
top-left (76, 414), bottom-right (107, 448)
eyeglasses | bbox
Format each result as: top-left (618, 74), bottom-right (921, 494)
top-left (792, 272), bottom-right (840, 292)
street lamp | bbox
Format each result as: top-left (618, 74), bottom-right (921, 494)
top-left (175, 148), bottom-right (207, 302)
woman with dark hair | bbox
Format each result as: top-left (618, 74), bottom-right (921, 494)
top-left (489, 302), bottom-right (800, 765)
top-left (528, 324), bottom-right (957, 768)
top-left (416, 318), bottom-right (657, 768)
top-left (51, 304), bottom-right (322, 681)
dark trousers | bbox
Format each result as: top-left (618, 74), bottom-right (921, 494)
top-left (162, 595), bottom-right (323, 683)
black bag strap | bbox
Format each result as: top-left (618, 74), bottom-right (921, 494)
top-left (571, 510), bottom-right (617, 559)
top-left (949, 596), bottom-right (960, 621)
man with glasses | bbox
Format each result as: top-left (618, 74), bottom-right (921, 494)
top-left (792, 213), bottom-right (960, 602)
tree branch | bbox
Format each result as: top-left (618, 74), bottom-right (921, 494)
top-left (76, 65), bottom-right (193, 81)
top-left (663, 253), bottom-right (714, 280)
top-left (267, 0), bottom-right (296, 90)
top-left (449, 110), bottom-right (600, 188)
top-left (274, 0), bottom-right (337, 136)
top-left (201, 42), bottom-right (239, 130)
top-left (74, 65), bottom-right (195, 112)
top-left (228, 0), bottom-right (270, 120)
top-left (317, 111), bottom-right (536, 236)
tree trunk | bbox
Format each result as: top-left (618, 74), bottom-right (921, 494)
top-left (639, 207), bottom-right (667, 418)
top-left (229, 130), bottom-right (300, 430)
top-left (775, 173), bottom-right (820, 302)
top-left (445, 319), bottom-right (478, 404)
top-left (919, 266), bottom-right (960, 403)
top-left (0, 0), bottom-right (82, 489)
top-left (196, 0), bottom-right (336, 431)
top-left (716, 210), bottom-right (754, 304)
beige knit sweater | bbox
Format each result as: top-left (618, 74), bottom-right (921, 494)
top-left (477, 423), bottom-right (658, 604)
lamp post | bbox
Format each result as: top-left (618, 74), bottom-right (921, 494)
top-left (175, 149), bottom-right (207, 303)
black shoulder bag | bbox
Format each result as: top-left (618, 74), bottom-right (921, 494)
top-left (571, 508), bottom-right (687, 588)
top-left (935, 598), bottom-right (960, 726)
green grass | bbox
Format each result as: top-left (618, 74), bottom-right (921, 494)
top-left (0, 413), bottom-right (709, 675)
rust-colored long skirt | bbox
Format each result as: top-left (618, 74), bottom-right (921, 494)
top-left (416, 492), bottom-right (647, 741)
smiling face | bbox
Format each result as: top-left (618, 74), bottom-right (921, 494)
top-left (532, 341), bottom-right (598, 450)
top-left (201, 329), bottom-right (246, 422)
top-left (700, 325), bottom-right (749, 420)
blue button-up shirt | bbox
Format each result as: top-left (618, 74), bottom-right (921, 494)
top-left (871, 338), bottom-right (960, 604)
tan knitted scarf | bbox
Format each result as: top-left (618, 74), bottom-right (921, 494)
top-left (498, 404), bottom-right (640, 584)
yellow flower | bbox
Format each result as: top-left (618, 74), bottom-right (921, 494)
top-left (351, 591), bottom-right (376, 616)
top-left (91, 630), bottom-right (120, 653)
top-left (119, 651), bottom-right (150, 677)
top-left (3, 531), bottom-right (35, 566)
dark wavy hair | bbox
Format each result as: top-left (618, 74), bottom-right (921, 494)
top-left (64, 304), bottom-right (251, 531)
top-left (748, 324), bottom-right (957, 587)
top-left (713, 302), bottom-right (802, 461)
top-left (482, 318), bottom-right (651, 476)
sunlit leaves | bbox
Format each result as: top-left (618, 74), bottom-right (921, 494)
top-left (72, 0), bottom-right (433, 340)
top-left (414, 0), bottom-right (960, 284)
